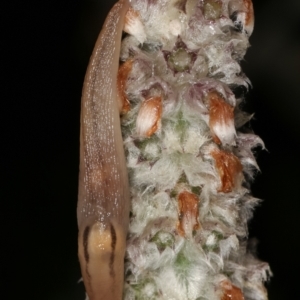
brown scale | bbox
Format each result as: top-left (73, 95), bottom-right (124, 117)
top-left (243, 0), bottom-right (254, 27)
top-left (177, 191), bottom-right (200, 236)
top-left (220, 280), bottom-right (245, 300)
top-left (136, 96), bottom-right (162, 137)
top-left (211, 148), bottom-right (242, 193)
top-left (124, 7), bottom-right (139, 29)
top-left (208, 90), bottom-right (234, 145)
top-left (203, 0), bottom-right (223, 21)
top-left (117, 59), bottom-right (133, 113)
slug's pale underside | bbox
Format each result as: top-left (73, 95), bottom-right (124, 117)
top-left (77, 1), bottom-right (130, 299)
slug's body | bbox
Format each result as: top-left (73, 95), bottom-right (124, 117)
top-left (77, 1), bottom-right (130, 299)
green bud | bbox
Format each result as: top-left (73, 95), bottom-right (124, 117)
top-left (168, 48), bottom-right (192, 72)
top-left (150, 231), bottom-right (175, 251)
top-left (203, 0), bottom-right (222, 21)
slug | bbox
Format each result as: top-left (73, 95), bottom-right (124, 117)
top-left (77, 1), bottom-right (130, 299)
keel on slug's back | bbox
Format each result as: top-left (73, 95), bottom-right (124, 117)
top-left (77, 1), bottom-right (130, 299)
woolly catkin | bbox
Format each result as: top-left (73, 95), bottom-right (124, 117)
top-left (119, 0), bottom-right (271, 299)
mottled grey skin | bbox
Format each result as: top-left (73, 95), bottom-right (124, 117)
top-left (77, 1), bottom-right (130, 299)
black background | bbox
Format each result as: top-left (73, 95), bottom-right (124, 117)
top-left (2, 0), bottom-right (300, 299)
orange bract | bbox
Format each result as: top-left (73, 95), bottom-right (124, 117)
top-left (136, 96), bottom-right (162, 137)
top-left (243, 0), bottom-right (254, 27)
top-left (220, 280), bottom-right (245, 300)
top-left (177, 191), bottom-right (200, 236)
top-left (208, 91), bottom-right (234, 145)
top-left (125, 7), bottom-right (139, 27)
top-left (117, 59), bottom-right (133, 113)
top-left (211, 149), bottom-right (242, 193)
top-left (124, 7), bottom-right (146, 44)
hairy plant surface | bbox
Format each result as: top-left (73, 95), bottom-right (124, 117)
top-left (78, 1), bottom-right (271, 299)
top-left (120, 1), bottom-right (271, 299)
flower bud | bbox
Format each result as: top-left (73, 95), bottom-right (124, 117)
top-left (177, 191), bottom-right (200, 237)
top-left (220, 280), bottom-right (245, 300)
top-left (124, 8), bottom-right (146, 44)
top-left (117, 59), bottom-right (133, 114)
top-left (211, 148), bottom-right (242, 193)
top-left (230, 0), bottom-right (254, 36)
top-left (208, 91), bottom-right (236, 146)
top-left (136, 96), bottom-right (162, 137)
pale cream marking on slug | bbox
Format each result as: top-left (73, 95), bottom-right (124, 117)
top-left (78, 222), bottom-right (127, 300)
